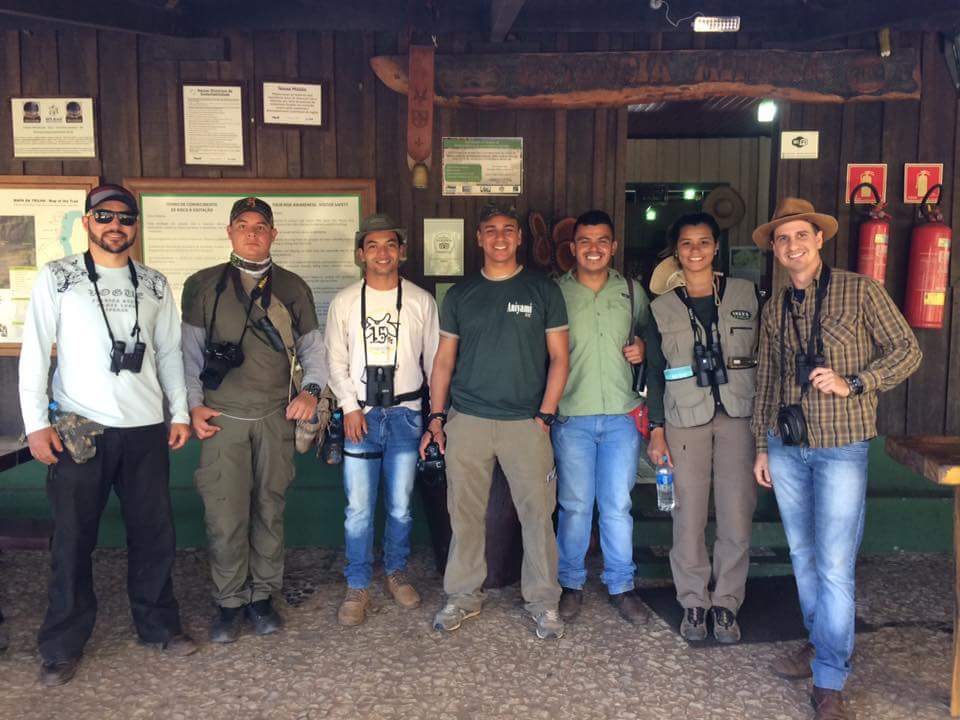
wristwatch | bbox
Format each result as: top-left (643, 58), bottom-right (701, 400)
top-left (648, 420), bottom-right (665, 432)
top-left (426, 412), bottom-right (448, 426)
top-left (302, 383), bottom-right (322, 399)
top-left (536, 411), bottom-right (558, 427)
top-left (845, 375), bottom-right (865, 396)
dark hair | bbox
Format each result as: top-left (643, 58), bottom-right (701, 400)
top-left (661, 212), bottom-right (721, 258)
top-left (572, 209), bottom-right (614, 239)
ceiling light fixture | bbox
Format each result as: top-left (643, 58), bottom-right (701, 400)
top-left (757, 100), bottom-right (777, 123)
top-left (692, 16), bottom-right (741, 33)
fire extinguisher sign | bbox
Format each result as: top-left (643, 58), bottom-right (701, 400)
top-left (903, 163), bottom-right (943, 204)
top-left (845, 164), bottom-right (888, 204)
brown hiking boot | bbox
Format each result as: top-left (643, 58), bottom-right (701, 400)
top-left (811, 687), bottom-right (851, 720)
top-left (338, 587), bottom-right (370, 626)
top-left (558, 588), bottom-right (583, 621)
top-left (771, 642), bottom-right (815, 680)
top-left (385, 572), bottom-right (421, 609)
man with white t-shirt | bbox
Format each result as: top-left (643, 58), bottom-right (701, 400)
top-left (324, 213), bottom-right (439, 626)
top-left (19, 183), bottom-right (196, 687)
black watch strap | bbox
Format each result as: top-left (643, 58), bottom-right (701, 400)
top-left (845, 375), bottom-right (865, 396)
top-left (536, 411), bottom-right (558, 427)
top-left (648, 420), bottom-right (665, 431)
top-left (426, 412), bottom-right (447, 425)
top-left (302, 383), bottom-right (322, 399)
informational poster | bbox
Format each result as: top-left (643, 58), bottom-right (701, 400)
top-left (904, 163), bottom-right (943, 204)
top-left (779, 131), bottom-right (819, 160)
top-left (139, 192), bottom-right (363, 327)
top-left (11, 97), bottom-right (96, 158)
top-left (728, 246), bottom-right (765, 286)
top-left (423, 218), bottom-right (464, 276)
top-left (845, 163), bottom-right (888, 204)
top-left (0, 186), bottom-right (88, 344)
top-left (182, 84), bottom-right (245, 166)
top-left (442, 137), bottom-right (523, 196)
top-left (262, 82), bottom-right (323, 127)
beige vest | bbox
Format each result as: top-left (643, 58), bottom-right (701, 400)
top-left (651, 277), bottom-right (759, 428)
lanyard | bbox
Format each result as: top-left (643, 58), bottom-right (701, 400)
top-left (674, 277), bottom-right (724, 348)
top-left (83, 251), bottom-right (141, 349)
top-left (778, 263), bottom-right (831, 406)
top-left (208, 263), bottom-right (268, 347)
top-left (361, 279), bottom-right (402, 369)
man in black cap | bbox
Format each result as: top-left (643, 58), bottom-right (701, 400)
top-left (19, 183), bottom-right (196, 687)
top-left (181, 197), bottom-right (327, 643)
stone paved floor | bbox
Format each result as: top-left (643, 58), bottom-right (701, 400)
top-left (0, 549), bottom-right (953, 720)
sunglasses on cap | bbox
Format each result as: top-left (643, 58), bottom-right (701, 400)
top-left (89, 209), bottom-right (138, 226)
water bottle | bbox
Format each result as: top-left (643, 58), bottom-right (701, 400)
top-left (323, 409), bottom-right (344, 465)
top-left (656, 455), bottom-right (675, 511)
top-left (48, 401), bottom-right (60, 424)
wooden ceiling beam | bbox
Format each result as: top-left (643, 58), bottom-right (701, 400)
top-left (0, 0), bottom-right (189, 36)
top-left (490, 0), bottom-right (526, 43)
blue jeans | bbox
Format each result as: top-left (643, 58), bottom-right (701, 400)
top-left (342, 406), bottom-right (422, 589)
top-left (767, 432), bottom-right (870, 691)
top-left (552, 414), bottom-right (640, 595)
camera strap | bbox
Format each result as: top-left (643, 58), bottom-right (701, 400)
top-left (360, 279), bottom-right (403, 372)
top-left (674, 277), bottom-right (724, 350)
top-left (207, 263), bottom-right (266, 349)
top-left (778, 263), bottom-right (831, 407)
top-left (83, 250), bottom-right (142, 350)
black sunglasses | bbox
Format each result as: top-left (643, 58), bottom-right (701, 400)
top-left (89, 209), bottom-right (138, 226)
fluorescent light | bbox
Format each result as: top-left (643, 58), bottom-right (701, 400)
top-left (757, 100), bottom-right (777, 123)
top-left (645, 206), bottom-right (657, 221)
top-left (683, 188), bottom-right (697, 200)
top-left (692, 16), bottom-right (740, 33)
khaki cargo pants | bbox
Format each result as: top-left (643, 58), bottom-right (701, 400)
top-left (194, 409), bottom-right (296, 608)
top-left (443, 410), bottom-right (561, 615)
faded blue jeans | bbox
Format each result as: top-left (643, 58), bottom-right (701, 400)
top-left (552, 414), bottom-right (640, 595)
top-left (342, 406), bottom-right (422, 589)
top-left (767, 432), bottom-right (870, 691)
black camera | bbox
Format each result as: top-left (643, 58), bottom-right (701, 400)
top-left (254, 315), bottom-right (286, 353)
top-left (795, 351), bottom-right (826, 388)
top-left (109, 340), bottom-right (145, 374)
top-left (632, 361), bottom-right (647, 393)
top-left (777, 403), bottom-right (809, 446)
top-left (417, 441), bottom-right (446, 474)
top-left (200, 342), bottom-right (245, 390)
top-left (365, 365), bottom-right (396, 407)
top-left (693, 343), bottom-right (727, 387)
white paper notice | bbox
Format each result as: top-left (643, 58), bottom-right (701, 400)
top-left (263, 82), bottom-right (323, 126)
top-left (423, 218), bottom-right (464, 277)
top-left (11, 97), bottom-right (96, 158)
top-left (182, 85), bottom-right (245, 166)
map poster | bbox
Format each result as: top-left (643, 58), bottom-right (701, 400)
top-left (0, 187), bottom-right (88, 345)
top-left (442, 137), bottom-right (523, 196)
top-left (423, 218), bottom-right (464, 277)
top-left (11, 97), bottom-right (97, 158)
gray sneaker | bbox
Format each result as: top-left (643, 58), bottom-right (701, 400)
top-left (711, 606), bottom-right (741, 644)
top-left (680, 606), bottom-right (708, 642)
top-left (532, 609), bottom-right (565, 640)
top-left (432, 603), bottom-right (480, 632)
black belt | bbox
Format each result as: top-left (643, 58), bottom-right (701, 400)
top-left (357, 387), bottom-right (424, 409)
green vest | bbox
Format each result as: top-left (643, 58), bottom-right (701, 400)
top-left (650, 278), bottom-right (759, 428)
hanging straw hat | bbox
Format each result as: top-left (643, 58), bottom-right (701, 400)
top-left (752, 197), bottom-right (838, 249)
top-left (702, 186), bottom-right (745, 230)
top-left (649, 256), bottom-right (686, 296)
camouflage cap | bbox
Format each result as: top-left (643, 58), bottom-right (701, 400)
top-left (355, 213), bottom-right (407, 247)
top-left (478, 202), bottom-right (520, 227)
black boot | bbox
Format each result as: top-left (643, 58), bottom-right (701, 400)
top-left (210, 605), bottom-right (245, 644)
top-left (246, 597), bottom-right (283, 636)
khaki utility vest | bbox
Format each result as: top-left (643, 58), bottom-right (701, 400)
top-left (650, 277), bottom-right (759, 428)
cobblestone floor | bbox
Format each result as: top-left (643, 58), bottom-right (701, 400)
top-left (0, 549), bottom-right (953, 720)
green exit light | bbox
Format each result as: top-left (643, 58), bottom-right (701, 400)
top-left (683, 188), bottom-right (697, 200)
top-left (645, 206), bottom-right (657, 221)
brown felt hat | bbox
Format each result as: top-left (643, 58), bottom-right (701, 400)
top-left (752, 197), bottom-right (838, 249)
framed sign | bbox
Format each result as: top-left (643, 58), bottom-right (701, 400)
top-left (780, 131), bottom-right (819, 160)
top-left (0, 175), bottom-right (100, 356)
top-left (904, 163), bottom-right (943, 204)
top-left (442, 137), bottom-right (523, 196)
top-left (10, 97), bottom-right (96, 158)
top-left (261, 81), bottom-right (325, 128)
top-left (423, 218), bottom-right (464, 276)
top-left (181, 82), bottom-right (248, 167)
top-left (124, 178), bottom-right (376, 329)
top-left (845, 163), bottom-right (888, 204)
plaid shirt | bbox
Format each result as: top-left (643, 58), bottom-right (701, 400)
top-left (752, 265), bottom-right (921, 452)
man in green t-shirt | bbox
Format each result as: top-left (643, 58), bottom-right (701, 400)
top-left (420, 202), bottom-right (569, 639)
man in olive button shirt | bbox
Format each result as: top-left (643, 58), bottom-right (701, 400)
top-left (553, 210), bottom-right (651, 624)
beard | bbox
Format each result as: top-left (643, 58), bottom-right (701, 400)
top-left (90, 230), bottom-right (135, 255)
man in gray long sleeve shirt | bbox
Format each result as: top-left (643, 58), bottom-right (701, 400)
top-left (181, 197), bottom-right (328, 643)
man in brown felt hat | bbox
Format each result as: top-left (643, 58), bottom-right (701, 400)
top-left (750, 197), bottom-right (920, 720)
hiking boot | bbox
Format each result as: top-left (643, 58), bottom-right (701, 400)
top-left (558, 587), bottom-right (583, 621)
top-left (771, 642), bottom-right (815, 680)
top-left (679, 606), bottom-right (708, 642)
top-left (711, 606), bottom-right (741, 644)
top-left (39, 657), bottom-right (80, 687)
top-left (811, 687), bottom-right (851, 720)
top-left (247, 598), bottom-right (283, 636)
top-left (385, 572), bottom-right (421, 609)
top-left (432, 603), bottom-right (480, 632)
top-left (338, 587), bottom-right (370, 627)
top-left (532, 609), bottom-right (565, 640)
top-left (608, 590), bottom-right (650, 625)
top-left (210, 605), bottom-right (245, 643)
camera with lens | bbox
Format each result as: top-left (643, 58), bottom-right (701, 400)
top-left (254, 315), bottom-right (287, 353)
top-left (364, 365), bottom-right (396, 407)
top-left (693, 342), bottom-right (728, 387)
top-left (777, 403), bottom-right (809, 446)
top-left (109, 340), bottom-right (146, 374)
top-left (200, 342), bottom-right (245, 390)
top-left (795, 351), bottom-right (826, 388)
top-left (417, 440), bottom-right (446, 474)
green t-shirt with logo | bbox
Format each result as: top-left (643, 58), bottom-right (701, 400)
top-left (440, 267), bottom-right (568, 420)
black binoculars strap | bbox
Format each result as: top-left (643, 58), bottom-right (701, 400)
top-left (83, 250), bottom-right (142, 349)
top-left (342, 449), bottom-right (384, 460)
top-left (674, 285), bottom-right (721, 351)
top-left (779, 264), bottom-right (832, 407)
top-left (361, 279), bottom-right (403, 375)
top-left (208, 263), bottom-right (267, 348)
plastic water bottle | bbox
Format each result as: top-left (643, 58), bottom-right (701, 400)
top-left (656, 455), bottom-right (675, 511)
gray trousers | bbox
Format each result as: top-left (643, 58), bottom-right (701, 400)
top-left (194, 409), bottom-right (296, 607)
top-left (443, 411), bottom-right (561, 615)
top-left (666, 410), bottom-right (756, 611)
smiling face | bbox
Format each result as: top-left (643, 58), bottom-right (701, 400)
top-left (227, 211), bottom-right (277, 262)
top-left (83, 200), bottom-right (138, 257)
top-left (573, 223), bottom-right (616, 274)
top-left (358, 230), bottom-right (404, 280)
top-left (476, 214), bottom-right (521, 266)
top-left (771, 219), bottom-right (823, 277)
top-left (675, 222), bottom-right (718, 275)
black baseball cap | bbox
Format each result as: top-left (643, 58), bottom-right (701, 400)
top-left (230, 196), bottom-right (274, 226)
top-left (85, 184), bottom-right (138, 213)
top-left (478, 202), bottom-right (520, 226)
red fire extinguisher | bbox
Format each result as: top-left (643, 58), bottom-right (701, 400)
top-left (850, 183), bottom-right (890, 283)
top-left (904, 184), bottom-right (952, 329)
